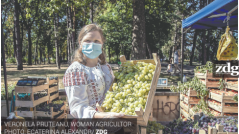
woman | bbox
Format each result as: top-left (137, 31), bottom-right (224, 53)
top-left (63, 24), bottom-right (124, 119)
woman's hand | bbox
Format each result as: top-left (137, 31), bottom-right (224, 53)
top-left (104, 112), bottom-right (125, 118)
top-left (93, 112), bottom-right (124, 118)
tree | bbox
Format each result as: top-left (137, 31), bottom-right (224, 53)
top-left (190, 30), bottom-right (198, 65)
top-left (54, 13), bottom-right (60, 69)
top-left (14, 0), bottom-right (23, 70)
top-left (19, 0), bottom-right (40, 65)
top-left (131, 0), bottom-right (146, 59)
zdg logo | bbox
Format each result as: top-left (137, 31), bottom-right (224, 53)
top-left (96, 129), bottom-right (107, 134)
top-left (215, 62), bottom-right (239, 76)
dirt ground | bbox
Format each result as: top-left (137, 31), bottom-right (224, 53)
top-left (1, 63), bottom-right (69, 89)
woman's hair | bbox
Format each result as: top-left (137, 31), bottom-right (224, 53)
top-left (72, 24), bottom-right (106, 65)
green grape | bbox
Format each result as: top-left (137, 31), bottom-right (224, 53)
top-left (102, 61), bottom-right (156, 115)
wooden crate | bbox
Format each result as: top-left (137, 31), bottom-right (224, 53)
top-left (180, 108), bottom-right (190, 119)
top-left (196, 70), bottom-right (222, 88)
top-left (35, 103), bottom-right (66, 119)
top-left (180, 93), bottom-right (184, 101)
top-left (223, 105), bottom-right (238, 113)
top-left (225, 78), bottom-right (238, 91)
top-left (49, 92), bottom-right (59, 103)
top-left (224, 74), bottom-right (238, 81)
top-left (206, 80), bottom-right (220, 88)
top-left (189, 107), bottom-right (203, 117)
top-left (209, 92), bottom-right (236, 103)
top-left (48, 78), bottom-right (58, 86)
top-left (15, 95), bottom-right (49, 107)
top-left (195, 72), bottom-right (206, 79)
top-left (186, 88), bottom-right (197, 96)
top-left (96, 53), bottom-right (161, 130)
top-left (180, 101), bottom-right (189, 112)
top-left (15, 84), bottom-right (48, 94)
top-left (49, 85), bottom-right (58, 94)
top-left (226, 82), bottom-right (238, 91)
top-left (181, 94), bottom-right (200, 104)
top-left (15, 82), bottom-right (49, 107)
top-left (208, 101), bottom-right (222, 112)
top-left (208, 100), bottom-right (238, 114)
top-left (207, 100), bottom-right (222, 112)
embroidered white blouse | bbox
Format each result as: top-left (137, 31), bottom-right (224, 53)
top-left (62, 61), bottom-right (114, 118)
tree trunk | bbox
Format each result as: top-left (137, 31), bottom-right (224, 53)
top-left (47, 35), bottom-right (51, 64)
top-left (131, 0), bottom-right (146, 59)
top-left (40, 47), bottom-right (42, 64)
top-left (90, 1), bottom-right (93, 23)
top-left (190, 30), bottom-right (198, 66)
top-left (70, 5), bottom-right (74, 61)
top-left (72, 6), bottom-right (76, 52)
top-left (146, 42), bottom-right (152, 59)
top-left (207, 30), bottom-right (210, 61)
top-left (44, 53), bottom-right (46, 64)
top-left (201, 30), bottom-right (206, 65)
top-left (54, 13), bottom-right (60, 69)
top-left (169, 47), bottom-right (172, 61)
top-left (27, 27), bottom-right (32, 65)
top-left (67, 5), bottom-right (71, 64)
top-left (14, 0), bottom-right (23, 70)
top-left (34, 23), bottom-right (41, 65)
top-left (13, 20), bottom-right (16, 58)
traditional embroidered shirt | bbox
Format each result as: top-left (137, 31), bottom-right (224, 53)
top-left (63, 61), bottom-right (114, 118)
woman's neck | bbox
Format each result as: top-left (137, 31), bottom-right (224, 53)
top-left (85, 57), bottom-right (98, 67)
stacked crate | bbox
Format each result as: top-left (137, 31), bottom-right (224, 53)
top-left (194, 71), bottom-right (238, 117)
top-left (180, 88), bottom-right (200, 120)
top-left (35, 77), bottom-right (66, 119)
top-left (15, 80), bottom-right (49, 119)
top-left (14, 77), bottom-right (67, 120)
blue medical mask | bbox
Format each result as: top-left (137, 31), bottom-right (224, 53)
top-left (82, 42), bottom-right (102, 59)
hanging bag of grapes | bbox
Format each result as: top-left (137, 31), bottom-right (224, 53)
top-left (97, 53), bottom-right (161, 126)
top-left (217, 26), bottom-right (238, 61)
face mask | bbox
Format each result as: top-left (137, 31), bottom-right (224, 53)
top-left (82, 42), bottom-right (102, 59)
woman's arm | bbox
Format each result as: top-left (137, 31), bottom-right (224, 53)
top-left (93, 112), bottom-right (124, 118)
top-left (63, 63), bottom-right (97, 118)
top-left (64, 84), bottom-right (97, 118)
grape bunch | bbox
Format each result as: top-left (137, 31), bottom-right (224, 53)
top-left (163, 116), bottom-right (238, 134)
top-left (34, 91), bottom-right (48, 100)
top-left (163, 118), bottom-right (196, 134)
top-left (198, 116), bottom-right (238, 133)
top-left (102, 61), bottom-right (156, 115)
top-left (146, 121), bottom-right (164, 134)
top-left (49, 84), bottom-right (57, 88)
top-left (50, 91), bottom-right (58, 96)
top-left (36, 102), bottom-right (50, 113)
top-left (51, 100), bottom-right (65, 112)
